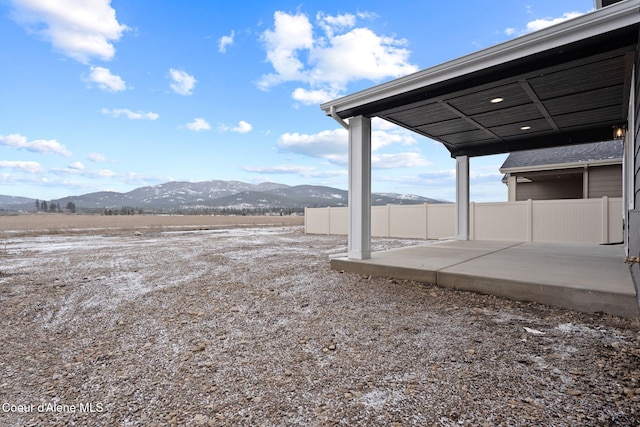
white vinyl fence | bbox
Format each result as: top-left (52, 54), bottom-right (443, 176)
top-left (304, 197), bottom-right (622, 244)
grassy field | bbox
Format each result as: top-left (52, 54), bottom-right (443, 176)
top-left (0, 213), bottom-right (304, 235)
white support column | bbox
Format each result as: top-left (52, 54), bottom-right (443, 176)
top-left (456, 155), bottom-right (470, 241)
top-left (348, 115), bottom-right (372, 259)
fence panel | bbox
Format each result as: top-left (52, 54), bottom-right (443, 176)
top-left (304, 207), bottom-right (330, 234)
top-left (329, 207), bottom-right (348, 235)
top-left (304, 198), bottom-right (623, 244)
top-left (532, 199), bottom-right (602, 243)
top-left (389, 204), bottom-right (427, 238)
top-left (473, 201), bottom-right (529, 241)
top-left (371, 206), bottom-right (389, 237)
top-left (426, 204), bottom-right (456, 239)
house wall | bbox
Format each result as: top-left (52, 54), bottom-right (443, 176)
top-left (629, 35), bottom-right (640, 303)
top-left (512, 164), bottom-right (622, 201)
top-left (589, 165), bottom-right (623, 198)
top-left (514, 175), bottom-right (582, 201)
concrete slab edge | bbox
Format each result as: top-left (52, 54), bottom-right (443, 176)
top-left (330, 257), bottom-right (640, 318)
top-left (437, 271), bottom-right (640, 319)
top-left (330, 258), bottom-right (437, 283)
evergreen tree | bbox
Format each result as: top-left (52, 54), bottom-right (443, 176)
top-left (65, 202), bottom-right (76, 213)
top-left (35, 199), bottom-right (40, 211)
top-left (41, 201), bottom-right (48, 212)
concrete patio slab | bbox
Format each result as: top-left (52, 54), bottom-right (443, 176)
top-left (331, 240), bottom-right (640, 318)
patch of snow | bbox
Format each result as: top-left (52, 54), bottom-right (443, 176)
top-left (359, 389), bottom-right (404, 409)
top-left (555, 323), bottom-right (600, 336)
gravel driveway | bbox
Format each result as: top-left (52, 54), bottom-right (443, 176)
top-left (1, 225), bottom-right (639, 426)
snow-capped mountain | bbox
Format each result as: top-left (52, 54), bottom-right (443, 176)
top-left (1, 180), bottom-right (446, 212)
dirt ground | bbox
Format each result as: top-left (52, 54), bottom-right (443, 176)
top-left (0, 221), bottom-right (639, 426)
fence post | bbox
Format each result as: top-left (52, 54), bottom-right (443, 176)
top-left (602, 196), bottom-right (609, 243)
top-left (424, 203), bottom-right (429, 240)
top-left (470, 202), bottom-right (475, 240)
top-left (527, 199), bottom-right (533, 242)
top-left (304, 207), bottom-right (308, 233)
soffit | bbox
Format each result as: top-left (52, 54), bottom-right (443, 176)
top-left (376, 38), bottom-right (636, 157)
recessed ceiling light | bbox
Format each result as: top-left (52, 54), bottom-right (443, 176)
top-left (490, 97), bottom-right (504, 103)
top-left (521, 126), bottom-right (531, 130)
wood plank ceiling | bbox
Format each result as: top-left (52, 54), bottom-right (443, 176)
top-left (377, 48), bottom-right (634, 157)
top-left (345, 17), bottom-right (640, 159)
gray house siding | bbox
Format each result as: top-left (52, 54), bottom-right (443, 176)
top-left (629, 32), bottom-right (640, 303)
top-left (588, 165), bottom-right (623, 198)
top-left (514, 172), bottom-right (582, 201)
top-left (511, 164), bottom-right (621, 201)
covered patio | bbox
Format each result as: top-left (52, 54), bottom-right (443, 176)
top-left (332, 240), bottom-right (640, 318)
top-left (321, 0), bottom-right (640, 316)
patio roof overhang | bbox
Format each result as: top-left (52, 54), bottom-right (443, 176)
top-left (321, 1), bottom-right (640, 158)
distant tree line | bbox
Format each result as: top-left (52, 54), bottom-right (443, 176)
top-left (35, 199), bottom-right (76, 213)
top-left (103, 206), bottom-right (144, 215)
top-left (173, 207), bottom-right (304, 216)
top-left (31, 200), bottom-right (304, 216)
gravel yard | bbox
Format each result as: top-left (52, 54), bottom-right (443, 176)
top-left (1, 224), bottom-right (639, 426)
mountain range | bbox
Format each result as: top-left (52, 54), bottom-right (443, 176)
top-left (0, 180), bottom-right (445, 212)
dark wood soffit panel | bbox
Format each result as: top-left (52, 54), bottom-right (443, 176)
top-left (378, 49), bottom-right (634, 157)
top-left (338, 25), bottom-right (638, 157)
top-left (444, 126), bottom-right (615, 157)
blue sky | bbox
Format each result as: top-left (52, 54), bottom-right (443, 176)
top-left (0, 0), bottom-right (593, 202)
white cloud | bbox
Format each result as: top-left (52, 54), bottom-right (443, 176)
top-left (68, 161), bottom-right (85, 170)
top-left (87, 152), bottom-right (108, 162)
top-left (372, 152), bottom-right (431, 169)
top-left (416, 169), bottom-right (456, 184)
top-left (9, 0), bottom-right (128, 63)
top-left (185, 118), bottom-right (211, 132)
top-left (243, 164), bottom-right (347, 179)
top-left (506, 11), bottom-right (586, 37)
top-left (0, 133), bottom-right (72, 157)
top-left (93, 169), bottom-right (116, 177)
top-left (292, 87), bottom-right (339, 105)
top-left (53, 165), bottom-right (116, 178)
top-left (0, 160), bottom-right (43, 174)
top-left (316, 12), bottom-right (356, 38)
top-left (311, 27), bottom-right (416, 85)
top-left (220, 120), bottom-right (253, 134)
top-left (258, 11), bottom-right (314, 89)
top-left (123, 172), bottom-right (172, 185)
top-left (242, 164), bottom-right (316, 175)
top-left (470, 165), bottom-right (504, 183)
top-left (85, 66), bottom-right (126, 92)
top-left (169, 68), bottom-right (196, 95)
top-left (525, 12), bottom-right (584, 32)
top-left (277, 124), bottom-right (424, 169)
top-left (395, 165), bottom-right (505, 202)
top-left (218, 31), bottom-right (235, 53)
top-left (258, 11), bottom-right (418, 102)
top-left (277, 128), bottom-right (348, 160)
top-left (101, 108), bottom-right (159, 120)
top-left (371, 129), bottom-right (416, 151)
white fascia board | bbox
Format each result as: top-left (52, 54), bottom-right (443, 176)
top-left (321, 0), bottom-right (640, 117)
top-left (499, 158), bottom-right (623, 174)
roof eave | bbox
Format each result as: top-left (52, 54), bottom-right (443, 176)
top-left (321, 0), bottom-right (640, 118)
top-left (500, 158), bottom-right (623, 174)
